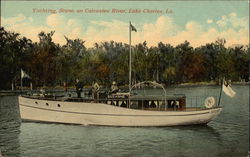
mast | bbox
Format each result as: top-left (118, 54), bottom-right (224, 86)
top-left (21, 69), bottom-right (23, 94)
top-left (129, 21), bottom-right (132, 108)
top-left (249, 61), bottom-right (250, 110)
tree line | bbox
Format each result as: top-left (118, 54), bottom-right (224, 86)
top-left (0, 27), bottom-right (249, 90)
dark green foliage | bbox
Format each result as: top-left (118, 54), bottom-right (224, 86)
top-left (0, 27), bottom-right (33, 89)
top-left (0, 27), bottom-right (249, 89)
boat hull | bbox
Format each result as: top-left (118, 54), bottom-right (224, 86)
top-left (18, 96), bottom-right (222, 127)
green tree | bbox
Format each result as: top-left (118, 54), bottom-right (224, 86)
top-left (0, 27), bottom-right (33, 89)
top-left (60, 36), bottom-right (87, 84)
top-left (30, 31), bottom-right (61, 86)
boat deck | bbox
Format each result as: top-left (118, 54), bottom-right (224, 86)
top-left (21, 95), bottom-right (214, 112)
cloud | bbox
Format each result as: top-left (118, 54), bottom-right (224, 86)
top-left (1, 14), bottom-right (50, 43)
top-left (185, 21), bottom-right (203, 33)
top-left (207, 19), bottom-right (213, 24)
top-left (1, 13), bottom-right (248, 48)
top-left (1, 14), bottom-right (26, 25)
top-left (229, 12), bottom-right (237, 17)
top-left (216, 12), bottom-right (248, 29)
top-left (46, 14), bottom-right (66, 29)
top-left (140, 16), bottom-right (180, 46)
top-left (1, 14), bottom-right (85, 45)
top-left (28, 17), bottom-right (33, 22)
top-left (67, 19), bottom-right (79, 28)
top-left (84, 20), bottom-right (128, 46)
top-left (172, 21), bottom-right (248, 47)
top-left (44, 14), bottom-right (85, 44)
top-left (84, 16), bottom-right (179, 47)
top-left (216, 17), bottom-right (227, 27)
top-left (91, 19), bottom-right (127, 28)
top-left (151, 15), bottom-right (248, 47)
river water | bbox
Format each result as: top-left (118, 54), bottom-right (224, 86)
top-left (0, 85), bottom-right (249, 157)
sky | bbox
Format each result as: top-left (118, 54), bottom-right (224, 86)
top-left (1, 1), bottom-right (249, 48)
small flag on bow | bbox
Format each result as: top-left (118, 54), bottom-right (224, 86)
top-left (130, 23), bottom-right (137, 32)
top-left (222, 81), bottom-right (236, 98)
top-left (21, 69), bottom-right (31, 79)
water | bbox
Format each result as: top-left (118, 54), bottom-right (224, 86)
top-left (0, 85), bottom-right (249, 157)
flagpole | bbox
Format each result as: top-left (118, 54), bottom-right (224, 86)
top-left (217, 78), bottom-right (223, 106)
top-left (249, 62), bottom-right (250, 111)
top-left (20, 70), bottom-right (23, 95)
top-left (129, 21), bottom-right (132, 108)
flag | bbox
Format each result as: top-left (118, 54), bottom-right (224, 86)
top-left (130, 23), bottom-right (137, 32)
top-left (21, 69), bottom-right (31, 79)
top-left (222, 81), bottom-right (236, 98)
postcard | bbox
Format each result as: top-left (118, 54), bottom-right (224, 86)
top-left (0, 1), bottom-right (249, 157)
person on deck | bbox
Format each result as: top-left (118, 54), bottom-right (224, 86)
top-left (75, 79), bottom-right (83, 98)
top-left (63, 81), bottom-right (67, 92)
top-left (110, 81), bottom-right (119, 94)
top-left (92, 81), bottom-right (100, 103)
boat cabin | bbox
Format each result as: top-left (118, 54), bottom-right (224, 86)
top-left (103, 94), bottom-right (186, 110)
top-left (25, 81), bottom-right (186, 111)
top-left (26, 91), bottom-right (186, 111)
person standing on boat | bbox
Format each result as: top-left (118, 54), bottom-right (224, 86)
top-left (92, 81), bottom-right (100, 103)
top-left (110, 81), bottom-right (119, 94)
top-left (63, 81), bottom-right (67, 92)
top-left (75, 79), bottom-right (83, 98)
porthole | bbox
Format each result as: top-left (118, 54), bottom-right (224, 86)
top-left (57, 104), bottom-right (61, 107)
top-left (35, 101), bottom-right (38, 104)
top-left (46, 103), bottom-right (49, 106)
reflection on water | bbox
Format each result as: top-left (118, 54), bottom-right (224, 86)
top-left (18, 123), bottom-right (225, 157)
top-left (0, 96), bottom-right (21, 157)
top-left (0, 85), bottom-right (249, 157)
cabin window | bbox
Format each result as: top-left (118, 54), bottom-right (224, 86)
top-left (57, 104), bottom-right (61, 107)
top-left (46, 103), bottom-right (49, 106)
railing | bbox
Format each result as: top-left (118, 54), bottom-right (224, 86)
top-left (187, 95), bottom-right (218, 109)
